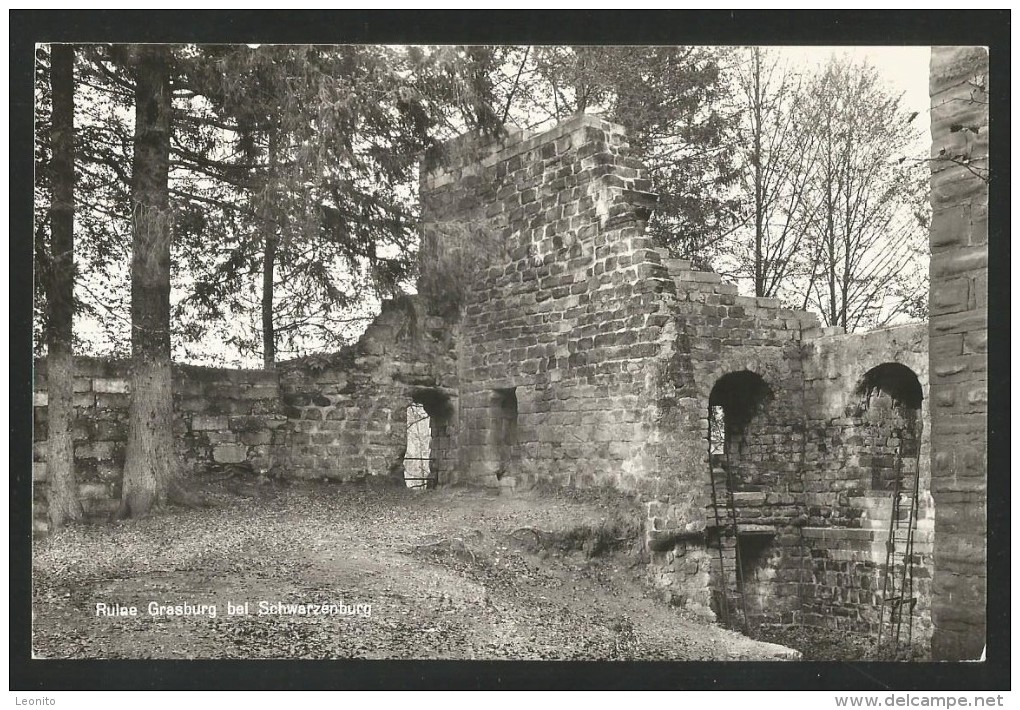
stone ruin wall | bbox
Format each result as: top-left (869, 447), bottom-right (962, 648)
top-left (277, 296), bottom-right (456, 484)
top-left (33, 358), bottom-right (283, 527)
top-left (801, 324), bottom-right (933, 642)
top-left (666, 268), bottom-right (815, 623)
top-left (927, 46), bottom-right (988, 661)
top-left (32, 296), bottom-right (452, 531)
top-left (420, 115), bottom-right (683, 499)
top-left (33, 108), bottom-right (951, 651)
top-left (419, 115), bottom-right (745, 615)
top-left (418, 114), bottom-right (934, 633)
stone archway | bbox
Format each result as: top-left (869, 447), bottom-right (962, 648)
top-left (706, 370), bottom-right (776, 629)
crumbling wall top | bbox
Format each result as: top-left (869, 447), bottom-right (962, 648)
top-left (422, 113), bottom-right (630, 189)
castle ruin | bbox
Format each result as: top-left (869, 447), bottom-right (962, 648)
top-left (32, 47), bottom-right (988, 660)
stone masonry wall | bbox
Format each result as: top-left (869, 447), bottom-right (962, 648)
top-left (278, 296), bottom-right (456, 483)
top-left (421, 114), bottom-right (679, 497)
top-left (422, 117), bottom-right (814, 624)
top-left (800, 324), bottom-right (933, 641)
top-left (420, 115), bottom-right (935, 634)
top-left (674, 266), bottom-right (815, 626)
top-left (421, 115), bottom-right (728, 617)
top-left (33, 295), bottom-right (454, 530)
top-left (927, 46), bottom-right (988, 660)
top-left (33, 358), bottom-right (282, 530)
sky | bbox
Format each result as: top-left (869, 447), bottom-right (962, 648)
top-left (779, 46), bottom-right (932, 144)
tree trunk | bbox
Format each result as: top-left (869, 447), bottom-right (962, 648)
top-left (262, 230), bottom-right (277, 368)
top-left (824, 148), bottom-right (838, 327)
top-left (118, 45), bottom-right (176, 519)
top-left (752, 48), bottom-right (765, 298)
top-left (46, 43), bottom-right (83, 531)
top-left (261, 132), bottom-right (279, 368)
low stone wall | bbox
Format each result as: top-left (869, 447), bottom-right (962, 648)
top-left (33, 358), bottom-right (283, 527)
top-left (32, 296), bottom-right (454, 530)
top-left (174, 366), bottom-right (285, 473)
top-left (33, 357), bottom-right (129, 523)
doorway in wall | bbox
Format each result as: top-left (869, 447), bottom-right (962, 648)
top-left (707, 370), bottom-right (774, 629)
top-left (492, 387), bottom-right (518, 480)
top-left (402, 389), bottom-right (454, 489)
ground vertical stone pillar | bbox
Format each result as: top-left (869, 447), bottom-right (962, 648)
top-left (927, 46), bottom-right (988, 661)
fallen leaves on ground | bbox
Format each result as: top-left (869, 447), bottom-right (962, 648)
top-left (32, 480), bottom-right (799, 661)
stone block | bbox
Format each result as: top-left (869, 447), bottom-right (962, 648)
top-left (192, 415), bottom-right (229, 431)
top-left (264, 416), bottom-right (289, 429)
top-left (81, 497), bottom-right (119, 517)
top-left (229, 415), bottom-right (268, 433)
top-left (731, 491), bottom-right (766, 506)
top-left (929, 204), bottom-right (970, 249)
top-left (95, 393), bottom-right (130, 410)
top-left (205, 431), bottom-right (237, 445)
top-left (929, 46), bottom-right (988, 96)
top-left (75, 441), bottom-right (115, 460)
top-left (930, 246), bottom-right (988, 279)
top-left (78, 482), bottom-right (110, 500)
top-left (212, 444), bottom-right (247, 464)
top-left (239, 430), bottom-right (272, 446)
top-left (177, 397), bottom-right (211, 413)
top-left (93, 420), bottom-right (127, 441)
top-left (94, 378), bottom-right (130, 394)
top-left (930, 278), bottom-right (970, 315)
top-left (962, 329), bottom-right (987, 354)
top-left (931, 308), bottom-right (986, 336)
top-left (240, 386), bottom-right (279, 400)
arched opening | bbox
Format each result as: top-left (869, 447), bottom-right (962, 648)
top-left (851, 362), bottom-right (927, 650)
top-left (707, 370), bottom-right (774, 630)
top-left (709, 370), bottom-right (773, 489)
top-left (854, 363), bottom-right (923, 491)
top-left (403, 389), bottom-right (454, 489)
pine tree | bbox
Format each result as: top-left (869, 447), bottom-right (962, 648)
top-left (117, 44), bottom-right (177, 517)
top-left (45, 43), bottom-right (84, 530)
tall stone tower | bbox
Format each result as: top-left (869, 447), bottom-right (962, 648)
top-left (927, 46), bottom-right (989, 661)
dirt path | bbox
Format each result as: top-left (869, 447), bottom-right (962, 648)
top-left (32, 482), bottom-right (798, 660)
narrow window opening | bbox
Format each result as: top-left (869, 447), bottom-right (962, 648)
top-left (493, 387), bottom-right (518, 480)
